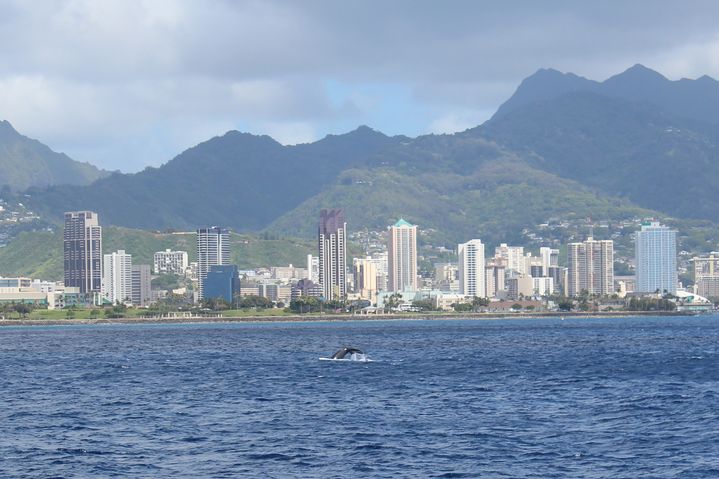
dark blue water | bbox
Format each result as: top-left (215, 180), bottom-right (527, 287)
top-left (1, 316), bottom-right (719, 478)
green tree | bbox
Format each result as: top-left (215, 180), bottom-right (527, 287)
top-left (239, 295), bottom-right (273, 309)
top-left (14, 303), bottom-right (33, 318)
top-left (472, 296), bottom-right (489, 311)
top-left (412, 299), bottom-right (435, 312)
top-left (289, 296), bottom-right (321, 313)
top-left (385, 293), bottom-right (403, 310)
top-left (201, 297), bottom-right (230, 311)
top-left (452, 302), bottom-right (473, 312)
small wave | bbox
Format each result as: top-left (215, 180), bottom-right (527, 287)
top-left (319, 353), bottom-right (374, 362)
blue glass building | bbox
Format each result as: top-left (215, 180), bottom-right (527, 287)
top-left (202, 265), bottom-right (240, 304)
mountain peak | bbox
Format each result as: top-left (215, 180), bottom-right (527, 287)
top-left (605, 64), bottom-right (668, 86)
top-left (492, 63), bottom-right (719, 126)
top-left (0, 120), bottom-right (107, 190)
top-left (0, 120), bottom-right (20, 140)
top-left (492, 68), bottom-right (597, 119)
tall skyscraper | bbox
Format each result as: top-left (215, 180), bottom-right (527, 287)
top-left (64, 211), bottom-right (103, 294)
top-left (318, 209), bottom-right (347, 300)
top-left (131, 264), bottom-right (152, 307)
top-left (197, 227), bottom-right (230, 300)
top-left (388, 219), bottom-right (418, 292)
top-left (371, 252), bottom-right (389, 291)
top-left (102, 250), bottom-right (132, 305)
top-left (635, 222), bottom-right (677, 294)
top-left (567, 237), bottom-right (614, 296)
top-left (458, 239), bottom-right (486, 297)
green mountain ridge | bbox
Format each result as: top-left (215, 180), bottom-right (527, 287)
top-left (0, 120), bottom-right (108, 191)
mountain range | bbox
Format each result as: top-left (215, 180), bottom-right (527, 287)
top-left (6, 64), bottom-right (719, 248)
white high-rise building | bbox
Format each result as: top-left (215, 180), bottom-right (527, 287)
top-left (539, 247), bottom-right (560, 276)
top-left (635, 222), bottom-right (677, 294)
top-left (495, 243), bottom-right (525, 274)
top-left (388, 219), bottom-right (418, 292)
top-left (458, 239), bottom-right (486, 298)
top-left (102, 250), bottom-right (132, 305)
top-left (318, 209), bottom-right (347, 300)
top-left (197, 227), bottom-right (230, 300)
top-left (306, 254), bottom-right (319, 282)
top-left (370, 252), bottom-right (389, 292)
top-left (567, 237), bottom-right (614, 296)
top-left (153, 249), bottom-right (189, 275)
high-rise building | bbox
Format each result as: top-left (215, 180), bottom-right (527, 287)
top-left (353, 257), bottom-right (378, 302)
top-left (131, 264), bottom-right (152, 307)
top-left (484, 260), bottom-right (506, 298)
top-left (387, 219), bottom-right (418, 292)
top-left (203, 265), bottom-right (241, 305)
top-left (494, 243), bottom-right (525, 274)
top-left (64, 211), bottom-right (103, 293)
top-left (102, 250), bottom-right (132, 305)
top-left (539, 247), bottom-right (560, 276)
top-left (548, 266), bottom-right (568, 296)
top-left (153, 249), bottom-right (189, 275)
top-left (692, 253), bottom-right (719, 298)
top-left (318, 209), bottom-right (347, 300)
top-left (371, 252), bottom-right (389, 292)
top-left (635, 222), bottom-right (677, 294)
top-left (197, 227), bottom-right (230, 300)
top-left (567, 237), bottom-right (614, 296)
top-left (306, 254), bottom-right (319, 282)
top-left (458, 239), bottom-right (486, 297)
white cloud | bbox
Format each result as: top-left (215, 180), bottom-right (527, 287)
top-left (0, 0), bottom-right (718, 171)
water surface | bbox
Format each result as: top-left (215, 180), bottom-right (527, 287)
top-left (1, 316), bottom-right (718, 477)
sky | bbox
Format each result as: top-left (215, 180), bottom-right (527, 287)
top-left (1, 0), bottom-right (719, 172)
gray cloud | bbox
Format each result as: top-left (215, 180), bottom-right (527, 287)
top-left (0, 0), bottom-right (718, 171)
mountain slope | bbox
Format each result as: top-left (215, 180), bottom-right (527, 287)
top-left (268, 153), bottom-right (657, 246)
top-left (28, 126), bottom-right (404, 230)
top-left (472, 90), bottom-right (719, 222)
top-left (0, 120), bottom-right (108, 190)
top-left (0, 227), bottom-right (314, 281)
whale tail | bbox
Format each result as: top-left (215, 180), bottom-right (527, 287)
top-left (330, 347), bottom-right (364, 360)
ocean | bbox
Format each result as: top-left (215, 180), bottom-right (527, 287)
top-left (1, 315), bottom-right (718, 478)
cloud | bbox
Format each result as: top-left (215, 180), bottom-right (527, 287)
top-left (0, 0), bottom-right (718, 171)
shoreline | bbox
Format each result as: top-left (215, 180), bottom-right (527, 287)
top-left (0, 310), bottom-right (700, 327)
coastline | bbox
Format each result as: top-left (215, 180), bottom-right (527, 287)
top-left (0, 310), bottom-right (699, 327)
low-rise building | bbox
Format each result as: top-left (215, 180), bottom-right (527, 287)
top-left (153, 249), bottom-right (189, 275)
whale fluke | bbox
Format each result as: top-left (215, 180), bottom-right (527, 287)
top-left (330, 347), bottom-right (364, 360)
